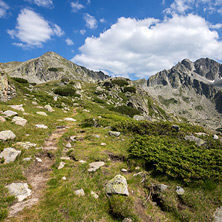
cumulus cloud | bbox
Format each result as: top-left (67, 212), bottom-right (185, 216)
top-left (71, 1), bottom-right (84, 12)
top-left (66, 38), bottom-right (74, 46)
top-left (0, 0), bottom-right (9, 18)
top-left (72, 15), bottom-right (222, 78)
top-left (26, 0), bottom-right (54, 8)
top-left (7, 8), bottom-right (64, 48)
top-left (84, 13), bottom-right (97, 29)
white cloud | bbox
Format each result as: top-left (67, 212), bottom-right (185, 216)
top-left (71, 1), bottom-right (84, 12)
top-left (26, 0), bottom-right (54, 8)
top-left (80, 29), bottom-right (86, 35)
top-left (0, 0), bottom-right (9, 18)
top-left (7, 8), bottom-right (64, 48)
top-left (84, 13), bottom-right (97, 29)
top-left (100, 18), bottom-right (106, 23)
top-left (66, 38), bottom-right (74, 46)
top-left (87, 0), bottom-right (91, 4)
top-left (72, 15), bottom-right (222, 78)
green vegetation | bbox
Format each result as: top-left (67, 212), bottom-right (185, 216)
top-left (123, 86), bottom-right (136, 93)
top-left (11, 77), bottom-right (28, 83)
top-left (48, 67), bottom-right (58, 72)
top-left (110, 105), bottom-right (141, 117)
top-left (111, 79), bottom-right (129, 87)
top-left (195, 105), bottom-right (204, 111)
top-left (158, 95), bottom-right (179, 107)
top-left (54, 86), bottom-right (77, 96)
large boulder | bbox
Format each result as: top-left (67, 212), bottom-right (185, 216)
top-left (185, 135), bottom-right (205, 146)
top-left (105, 175), bottom-right (129, 196)
top-left (12, 116), bottom-right (27, 126)
top-left (0, 148), bottom-right (21, 163)
top-left (0, 130), bottom-right (16, 141)
top-left (6, 183), bottom-right (31, 201)
top-left (109, 131), bottom-right (121, 137)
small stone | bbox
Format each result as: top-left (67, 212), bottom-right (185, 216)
top-left (91, 191), bottom-right (99, 199)
top-left (79, 160), bottom-right (86, 164)
top-left (36, 106), bottom-right (43, 109)
top-left (109, 131), bottom-right (121, 137)
top-left (60, 157), bottom-right (71, 160)
top-left (36, 111), bottom-right (47, 116)
top-left (74, 188), bottom-right (85, 196)
top-left (58, 162), bottom-right (65, 169)
top-left (214, 134), bottom-right (219, 140)
top-left (6, 183), bottom-right (31, 202)
top-left (176, 186), bottom-right (185, 195)
top-left (101, 143), bottom-right (106, 146)
top-left (3, 110), bottom-right (18, 117)
top-left (10, 105), bottom-right (24, 112)
top-left (0, 130), bottom-right (16, 141)
top-left (214, 206), bottom-right (222, 222)
top-left (94, 135), bottom-right (100, 138)
top-left (64, 118), bottom-right (76, 122)
top-left (154, 184), bottom-right (168, 192)
top-left (53, 96), bottom-right (58, 102)
top-left (88, 162), bottom-right (105, 172)
top-left (23, 157), bottom-right (31, 161)
top-left (44, 105), bottom-right (54, 112)
top-left (12, 116), bottom-right (27, 126)
top-left (62, 176), bottom-right (66, 180)
top-left (32, 101), bottom-right (38, 105)
top-left (65, 142), bottom-right (72, 148)
top-left (105, 174), bottom-right (129, 196)
top-left (83, 109), bottom-right (90, 112)
top-left (36, 157), bottom-right (42, 163)
top-left (122, 218), bottom-right (132, 222)
top-left (0, 148), bottom-right (21, 163)
top-left (121, 169), bottom-right (128, 172)
top-left (0, 116), bottom-right (6, 122)
top-left (35, 124), bottom-right (48, 129)
top-left (16, 142), bottom-right (37, 149)
top-left (135, 166), bottom-right (140, 171)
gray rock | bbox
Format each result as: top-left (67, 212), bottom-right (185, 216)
top-left (36, 111), bottom-right (47, 116)
top-left (133, 115), bottom-right (146, 121)
top-left (176, 186), bottom-right (185, 195)
top-left (214, 206), bottom-right (222, 222)
top-left (36, 157), bottom-right (42, 162)
top-left (60, 157), bottom-right (71, 160)
top-left (88, 162), bottom-right (105, 172)
top-left (195, 132), bottom-right (207, 136)
top-left (91, 191), bottom-right (99, 199)
top-left (185, 135), bottom-right (205, 146)
top-left (79, 160), bottom-right (86, 164)
top-left (0, 130), bottom-right (16, 141)
top-left (23, 157), bottom-right (31, 161)
top-left (16, 142), bottom-right (37, 149)
top-left (154, 184), bottom-right (168, 192)
top-left (94, 135), bottom-right (100, 138)
top-left (101, 143), bottom-right (106, 146)
top-left (32, 101), bottom-right (38, 105)
top-left (35, 124), bottom-right (48, 129)
top-left (12, 116), bottom-right (27, 126)
top-left (0, 148), bottom-right (21, 163)
top-left (121, 169), bottom-right (128, 172)
top-left (3, 110), bottom-right (18, 117)
top-left (74, 188), bottom-right (85, 196)
top-left (105, 174), bottom-right (129, 196)
top-left (214, 134), bottom-right (219, 140)
top-left (64, 118), bottom-right (76, 122)
top-left (10, 105), bottom-right (24, 112)
top-left (65, 142), bottom-right (72, 148)
top-left (6, 183), bottom-right (31, 202)
top-left (44, 104), bottom-right (54, 112)
top-left (122, 218), bottom-right (132, 222)
top-left (109, 131), bottom-right (121, 137)
top-left (0, 116), bottom-right (6, 122)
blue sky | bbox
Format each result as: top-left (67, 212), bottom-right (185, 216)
top-left (1, 0), bottom-right (222, 79)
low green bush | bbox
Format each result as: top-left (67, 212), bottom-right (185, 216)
top-left (111, 79), bottom-right (129, 87)
top-left (12, 77), bottom-right (28, 83)
top-left (110, 105), bottom-right (141, 117)
top-left (123, 86), bottom-right (136, 93)
top-left (48, 67), bottom-right (58, 72)
top-left (54, 86), bottom-right (76, 96)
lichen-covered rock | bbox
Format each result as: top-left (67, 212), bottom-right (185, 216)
top-left (74, 188), bottom-right (85, 196)
top-left (185, 135), bottom-right (205, 146)
top-left (105, 175), bottom-right (129, 196)
top-left (176, 186), bottom-right (185, 195)
top-left (0, 116), bottom-right (6, 122)
top-left (109, 131), bottom-right (121, 137)
top-left (0, 130), bottom-right (16, 141)
top-left (0, 147), bottom-right (21, 163)
top-left (6, 183), bottom-right (31, 201)
top-left (44, 104), bottom-right (54, 112)
top-left (3, 110), bottom-right (18, 117)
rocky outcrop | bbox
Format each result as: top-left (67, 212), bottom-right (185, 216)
top-left (0, 71), bottom-right (16, 102)
top-left (0, 52), bottom-right (109, 84)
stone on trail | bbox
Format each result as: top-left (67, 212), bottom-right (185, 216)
top-left (44, 104), bottom-right (54, 112)
top-left (88, 162), bottom-right (105, 172)
top-left (0, 116), bottom-right (6, 122)
top-left (36, 111), bottom-right (47, 116)
top-left (35, 124), bottom-right (48, 129)
top-left (12, 116), bottom-right (27, 126)
top-left (6, 183), bottom-right (31, 202)
top-left (185, 135), bottom-right (205, 146)
top-left (3, 110), bottom-right (18, 117)
top-left (105, 175), bottom-right (129, 196)
top-left (64, 118), bottom-right (76, 122)
top-left (0, 148), bottom-right (21, 163)
top-left (0, 130), bottom-right (16, 141)
top-left (109, 131), bottom-right (121, 137)
top-left (10, 105), bottom-right (24, 112)
top-left (74, 188), bottom-right (85, 196)
top-left (58, 162), bottom-right (65, 169)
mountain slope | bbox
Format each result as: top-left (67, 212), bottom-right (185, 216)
top-left (0, 51), bottom-right (108, 84)
top-left (146, 58), bottom-right (222, 130)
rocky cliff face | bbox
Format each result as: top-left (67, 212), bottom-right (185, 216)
top-left (0, 52), bottom-right (109, 84)
top-left (0, 71), bottom-right (16, 102)
top-left (146, 58), bottom-right (222, 130)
